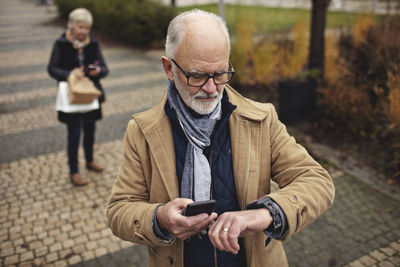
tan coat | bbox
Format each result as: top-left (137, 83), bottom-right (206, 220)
top-left (107, 85), bottom-right (335, 267)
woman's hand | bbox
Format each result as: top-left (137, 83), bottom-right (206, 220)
top-left (87, 67), bottom-right (101, 77)
top-left (88, 64), bottom-right (101, 77)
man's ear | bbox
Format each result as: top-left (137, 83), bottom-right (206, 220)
top-left (161, 56), bottom-right (174, 81)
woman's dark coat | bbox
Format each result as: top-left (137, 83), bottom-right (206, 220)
top-left (48, 33), bottom-right (109, 123)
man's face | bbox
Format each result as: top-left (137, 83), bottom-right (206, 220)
top-left (172, 61), bottom-right (226, 115)
top-left (170, 21), bottom-right (230, 115)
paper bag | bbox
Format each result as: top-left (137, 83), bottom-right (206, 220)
top-left (67, 72), bottom-right (101, 104)
top-left (56, 81), bottom-right (99, 113)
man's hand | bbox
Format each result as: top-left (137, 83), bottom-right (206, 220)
top-left (156, 198), bottom-right (218, 240)
top-left (208, 209), bottom-right (272, 254)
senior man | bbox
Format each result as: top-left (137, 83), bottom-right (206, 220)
top-left (107, 9), bottom-right (335, 267)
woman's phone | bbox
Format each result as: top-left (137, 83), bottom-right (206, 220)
top-left (87, 64), bottom-right (98, 71)
top-left (183, 200), bottom-right (216, 216)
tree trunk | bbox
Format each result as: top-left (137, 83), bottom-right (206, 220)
top-left (308, 0), bottom-right (330, 80)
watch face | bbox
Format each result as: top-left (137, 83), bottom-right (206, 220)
top-left (274, 221), bottom-right (282, 228)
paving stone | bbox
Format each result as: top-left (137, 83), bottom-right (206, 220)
top-left (359, 255), bottom-right (378, 265)
top-left (81, 251), bottom-right (95, 261)
top-left (1, 247), bottom-right (14, 257)
top-left (49, 243), bottom-right (62, 253)
top-left (35, 246), bottom-right (48, 257)
top-left (379, 261), bottom-right (396, 267)
top-left (45, 253), bottom-right (58, 263)
top-left (85, 241), bottom-right (97, 251)
top-left (53, 260), bottom-right (68, 267)
top-left (55, 233), bottom-right (67, 243)
top-left (19, 261), bottom-right (33, 267)
top-left (371, 250), bottom-right (387, 261)
top-left (58, 249), bottom-right (72, 261)
top-left (347, 261), bottom-right (366, 267)
top-left (380, 247), bottom-right (396, 257)
top-left (43, 237), bottom-right (55, 246)
top-left (68, 255), bottom-right (82, 265)
top-left (4, 255), bottom-right (19, 265)
top-left (74, 235), bottom-right (88, 245)
top-left (390, 242), bottom-right (400, 251)
top-left (94, 247), bottom-right (108, 258)
top-left (388, 256), bottom-right (400, 266)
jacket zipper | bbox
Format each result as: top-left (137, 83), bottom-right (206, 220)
top-left (243, 121), bottom-right (253, 266)
top-left (242, 121), bottom-right (251, 208)
top-left (174, 242), bottom-right (178, 267)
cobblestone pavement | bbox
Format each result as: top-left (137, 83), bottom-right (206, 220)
top-left (1, 1), bottom-right (400, 267)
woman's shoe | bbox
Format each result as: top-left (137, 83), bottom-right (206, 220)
top-left (86, 162), bottom-right (104, 172)
top-left (70, 173), bottom-right (88, 186)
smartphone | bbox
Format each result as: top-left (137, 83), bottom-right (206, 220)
top-left (183, 200), bottom-right (216, 216)
top-left (87, 64), bottom-right (98, 71)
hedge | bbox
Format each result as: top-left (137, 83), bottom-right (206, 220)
top-left (54, 0), bottom-right (176, 46)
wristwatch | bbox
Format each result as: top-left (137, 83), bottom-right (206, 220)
top-left (246, 197), bottom-right (282, 232)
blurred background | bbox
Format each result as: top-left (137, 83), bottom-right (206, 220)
top-left (0, 0), bottom-right (399, 266)
top-left (53, 0), bottom-right (400, 183)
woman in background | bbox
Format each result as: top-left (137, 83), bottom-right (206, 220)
top-left (48, 8), bottom-right (109, 186)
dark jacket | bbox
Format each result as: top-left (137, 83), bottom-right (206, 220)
top-left (47, 33), bottom-right (109, 123)
top-left (165, 92), bottom-right (247, 267)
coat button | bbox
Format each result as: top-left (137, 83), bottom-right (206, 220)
top-left (290, 195), bottom-right (298, 203)
top-left (134, 219), bottom-right (141, 226)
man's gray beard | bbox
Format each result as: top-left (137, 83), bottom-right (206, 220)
top-left (174, 72), bottom-right (223, 115)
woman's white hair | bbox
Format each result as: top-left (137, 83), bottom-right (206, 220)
top-left (67, 8), bottom-right (93, 30)
top-left (165, 9), bottom-right (230, 59)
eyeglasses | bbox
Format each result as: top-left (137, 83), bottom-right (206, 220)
top-left (170, 58), bottom-right (235, 87)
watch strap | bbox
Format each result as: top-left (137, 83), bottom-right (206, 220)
top-left (246, 197), bottom-right (282, 231)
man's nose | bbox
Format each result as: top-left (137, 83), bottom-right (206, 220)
top-left (201, 77), bottom-right (217, 94)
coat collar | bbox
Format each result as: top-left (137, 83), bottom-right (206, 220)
top-left (225, 84), bottom-right (269, 121)
top-left (57, 33), bottom-right (97, 45)
top-left (147, 84), bottom-right (269, 123)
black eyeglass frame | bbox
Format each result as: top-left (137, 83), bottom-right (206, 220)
top-left (170, 58), bottom-right (235, 87)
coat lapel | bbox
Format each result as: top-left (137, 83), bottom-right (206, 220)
top-left (134, 92), bottom-right (180, 201)
top-left (227, 86), bottom-right (267, 208)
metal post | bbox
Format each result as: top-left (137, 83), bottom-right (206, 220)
top-left (218, 0), bottom-right (225, 21)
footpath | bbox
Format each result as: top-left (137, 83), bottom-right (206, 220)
top-left (0, 1), bottom-right (399, 266)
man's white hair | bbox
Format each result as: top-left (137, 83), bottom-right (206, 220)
top-left (67, 8), bottom-right (93, 31)
top-left (165, 9), bottom-right (230, 59)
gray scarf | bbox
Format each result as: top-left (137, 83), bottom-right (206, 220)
top-left (167, 80), bottom-right (221, 201)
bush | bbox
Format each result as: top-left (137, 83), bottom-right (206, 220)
top-left (230, 14), bottom-right (400, 181)
top-left (318, 15), bottom-right (400, 181)
top-left (54, 0), bottom-right (176, 47)
top-left (230, 18), bottom-right (255, 85)
top-left (231, 19), bottom-right (309, 87)
top-left (277, 20), bottom-right (309, 80)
